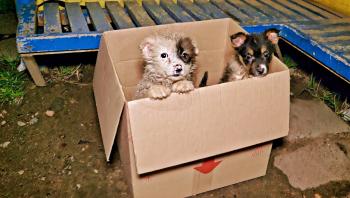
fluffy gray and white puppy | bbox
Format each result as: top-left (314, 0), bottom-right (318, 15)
top-left (134, 33), bottom-right (199, 99)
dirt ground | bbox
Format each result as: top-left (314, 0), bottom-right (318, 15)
top-left (1, 12), bottom-right (350, 198)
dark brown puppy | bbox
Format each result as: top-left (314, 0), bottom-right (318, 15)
top-left (220, 29), bottom-right (279, 83)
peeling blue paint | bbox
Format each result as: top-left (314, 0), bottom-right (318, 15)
top-left (17, 33), bottom-right (102, 53)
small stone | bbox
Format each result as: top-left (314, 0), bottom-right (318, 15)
top-left (1, 120), bottom-right (6, 125)
top-left (314, 193), bottom-right (322, 198)
top-left (80, 123), bottom-right (84, 127)
top-left (2, 110), bottom-right (7, 114)
top-left (45, 110), bottom-right (55, 117)
top-left (93, 169), bottom-right (98, 174)
top-left (28, 117), bottom-right (38, 125)
top-left (40, 177), bottom-right (46, 181)
top-left (0, 141), bottom-right (10, 148)
top-left (34, 112), bottom-right (39, 116)
top-left (76, 184), bottom-right (81, 190)
top-left (69, 98), bottom-right (78, 104)
top-left (17, 121), bottom-right (26, 126)
top-left (18, 170), bottom-right (24, 175)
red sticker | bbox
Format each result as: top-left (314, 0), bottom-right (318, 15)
top-left (194, 159), bottom-right (222, 174)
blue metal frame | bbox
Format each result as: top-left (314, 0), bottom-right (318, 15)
top-left (15, 0), bottom-right (350, 82)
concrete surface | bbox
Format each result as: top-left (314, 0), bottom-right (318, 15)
top-left (274, 136), bottom-right (350, 190)
top-left (288, 98), bottom-right (350, 142)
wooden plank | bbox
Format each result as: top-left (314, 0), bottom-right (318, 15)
top-left (177, 0), bottom-right (211, 21)
top-left (65, 3), bottom-right (90, 32)
top-left (125, 0), bottom-right (156, 27)
top-left (326, 44), bottom-right (350, 52)
top-left (22, 56), bottom-right (46, 86)
top-left (258, 0), bottom-right (305, 21)
top-left (274, 0), bottom-right (324, 20)
top-left (227, 0), bottom-right (270, 22)
top-left (142, 0), bottom-right (176, 24)
top-left (343, 52), bottom-right (350, 62)
top-left (160, 0), bottom-right (195, 22)
top-left (290, 0), bottom-right (341, 19)
top-left (288, 18), bottom-right (350, 30)
top-left (210, 0), bottom-right (250, 23)
top-left (292, 20), bottom-right (350, 30)
top-left (17, 2), bottom-right (36, 36)
top-left (243, 0), bottom-right (287, 21)
top-left (323, 39), bottom-right (350, 47)
top-left (44, 2), bottom-right (62, 33)
top-left (194, 0), bottom-right (229, 19)
top-left (105, 2), bottom-right (135, 29)
top-left (303, 26), bottom-right (350, 36)
top-left (86, 2), bottom-right (113, 32)
top-left (306, 0), bottom-right (347, 18)
top-left (320, 35), bottom-right (350, 43)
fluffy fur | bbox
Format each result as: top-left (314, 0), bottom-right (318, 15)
top-left (134, 33), bottom-right (198, 99)
top-left (220, 29), bottom-right (280, 83)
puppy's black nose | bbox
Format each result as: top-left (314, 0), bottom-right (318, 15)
top-left (174, 64), bottom-right (183, 74)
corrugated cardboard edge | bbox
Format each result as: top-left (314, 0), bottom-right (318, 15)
top-left (93, 33), bottom-right (126, 161)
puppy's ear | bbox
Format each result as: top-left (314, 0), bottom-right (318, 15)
top-left (140, 37), bottom-right (156, 59)
top-left (230, 32), bottom-right (247, 49)
top-left (264, 28), bottom-right (280, 44)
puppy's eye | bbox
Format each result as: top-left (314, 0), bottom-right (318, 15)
top-left (182, 53), bottom-right (189, 59)
top-left (161, 53), bottom-right (168, 58)
top-left (263, 51), bottom-right (270, 58)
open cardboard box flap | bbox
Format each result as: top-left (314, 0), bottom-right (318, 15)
top-left (93, 19), bottom-right (290, 175)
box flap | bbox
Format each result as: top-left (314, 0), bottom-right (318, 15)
top-left (128, 64), bottom-right (290, 174)
top-left (93, 35), bottom-right (126, 161)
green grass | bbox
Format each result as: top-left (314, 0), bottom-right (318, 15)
top-left (306, 74), bottom-right (349, 117)
top-left (0, 55), bottom-right (26, 105)
top-left (58, 66), bottom-right (79, 78)
top-left (284, 55), bottom-right (298, 69)
top-left (48, 65), bottom-right (81, 81)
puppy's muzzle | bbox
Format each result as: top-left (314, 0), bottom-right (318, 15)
top-left (173, 64), bottom-right (183, 76)
top-left (257, 64), bottom-right (267, 75)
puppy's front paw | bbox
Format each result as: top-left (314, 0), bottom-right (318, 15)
top-left (148, 85), bottom-right (171, 99)
top-left (172, 80), bottom-right (194, 93)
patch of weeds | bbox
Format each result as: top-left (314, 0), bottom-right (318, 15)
top-left (305, 74), bottom-right (350, 120)
top-left (49, 65), bottom-right (82, 82)
top-left (0, 55), bottom-right (26, 105)
top-left (284, 55), bottom-right (298, 69)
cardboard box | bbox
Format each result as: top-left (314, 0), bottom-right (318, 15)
top-left (93, 18), bottom-right (290, 197)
